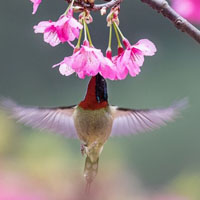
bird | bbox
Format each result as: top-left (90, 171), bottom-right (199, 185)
top-left (0, 73), bottom-right (187, 192)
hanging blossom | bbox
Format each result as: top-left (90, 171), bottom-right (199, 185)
top-left (33, 9), bottom-right (83, 47)
top-left (172, 0), bottom-right (200, 23)
top-left (112, 38), bottom-right (157, 80)
top-left (50, 6), bottom-right (156, 80)
top-left (30, 0), bottom-right (42, 15)
top-left (105, 7), bottom-right (157, 80)
top-left (53, 41), bottom-right (117, 80)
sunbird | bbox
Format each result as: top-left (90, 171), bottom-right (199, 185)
top-left (0, 74), bottom-right (187, 191)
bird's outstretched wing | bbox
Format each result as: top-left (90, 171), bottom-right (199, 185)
top-left (110, 99), bottom-right (188, 136)
top-left (0, 98), bottom-right (78, 138)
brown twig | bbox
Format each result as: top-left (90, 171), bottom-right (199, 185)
top-left (140, 0), bottom-right (200, 44)
top-left (67, 0), bottom-right (200, 44)
top-left (68, 0), bottom-right (123, 11)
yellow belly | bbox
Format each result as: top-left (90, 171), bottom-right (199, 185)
top-left (73, 106), bottom-right (113, 162)
top-left (74, 106), bottom-right (113, 145)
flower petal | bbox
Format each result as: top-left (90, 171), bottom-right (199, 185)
top-left (30, 0), bottom-right (42, 15)
top-left (133, 39), bottom-right (157, 56)
top-left (33, 12), bottom-right (82, 46)
top-left (59, 63), bottom-right (75, 76)
top-left (34, 21), bottom-right (52, 33)
top-left (44, 30), bottom-right (60, 47)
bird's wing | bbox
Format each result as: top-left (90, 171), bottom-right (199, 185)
top-left (0, 98), bottom-right (78, 138)
top-left (110, 99), bottom-right (188, 136)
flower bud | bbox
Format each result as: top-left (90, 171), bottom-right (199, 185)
top-left (79, 10), bottom-right (93, 24)
top-left (106, 5), bottom-right (120, 26)
top-left (100, 7), bottom-right (107, 16)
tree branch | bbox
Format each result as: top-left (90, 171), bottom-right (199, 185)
top-left (72, 0), bottom-right (123, 11)
top-left (140, 0), bottom-right (200, 44)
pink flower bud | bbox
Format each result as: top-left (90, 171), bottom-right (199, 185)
top-left (79, 10), bottom-right (93, 24)
top-left (100, 7), bottom-right (107, 16)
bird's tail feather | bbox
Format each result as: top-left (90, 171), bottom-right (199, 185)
top-left (84, 156), bottom-right (99, 194)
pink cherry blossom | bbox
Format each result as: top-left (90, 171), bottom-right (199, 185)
top-left (53, 41), bottom-right (117, 80)
top-left (172, 0), bottom-right (200, 23)
top-left (30, 0), bottom-right (42, 15)
top-left (33, 9), bottom-right (83, 47)
top-left (112, 38), bottom-right (156, 80)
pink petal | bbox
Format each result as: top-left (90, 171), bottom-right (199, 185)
top-left (59, 22), bottom-right (76, 42)
top-left (126, 59), bottom-right (141, 77)
top-left (133, 39), bottom-right (157, 56)
top-left (52, 58), bottom-right (75, 76)
top-left (30, 0), bottom-right (42, 15)
top-left (100, 58), bottom-right (117, 80)
top-left (77, 71), bottom-right (86, 79)
top-left (55, 14), bottom-right (82, 43)
top-left (84, 53), bottom-right (100, 75)
top-left (131, 50), bottom-right (145, 67)
top-left (33, 21), bottom-right (52, 33)
top-left (59, 63), bottom-right (75, 76)
top-left (70, 24), bottom-right (81, 39)
top-left (44, 30), bottom-right (60, 47)
top-left (33, 12), bottom-right (82, 46)
top-left (68, 17), bottom-right (83, 29)
top-left (113, 55), bottom-right (129, 80)
top-left (72, 52), bottom-right (87, 71)
top-left (119, 49), bottom-right (131, 67)
top-left (54, 15), bottom-right (69, 26)
top-left (117, 68), bottom-right (129, 80)
top-left (82, 45), bottom-right (101, 53)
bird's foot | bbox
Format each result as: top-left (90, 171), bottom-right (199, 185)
top-left (81, 144), bottom-right (86, 156)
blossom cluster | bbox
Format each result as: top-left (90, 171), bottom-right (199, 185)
top-left (30, 0), bottom-right (157, 80)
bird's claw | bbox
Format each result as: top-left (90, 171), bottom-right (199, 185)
top-left (81, 144), bottom-right (86, 156)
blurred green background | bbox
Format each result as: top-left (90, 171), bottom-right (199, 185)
top-left (0, 0), bottom-right (200, 199)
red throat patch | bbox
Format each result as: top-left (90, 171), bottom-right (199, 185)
top-left (79, 76), bottom-right (108, 110)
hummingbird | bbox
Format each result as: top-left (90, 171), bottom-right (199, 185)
top-left (0, 74), bottom-right (187, 191)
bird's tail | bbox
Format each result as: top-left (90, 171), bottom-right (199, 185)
top-left (84, 156), bottom-right (99, 194)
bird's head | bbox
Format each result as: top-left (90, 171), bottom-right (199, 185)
top-left (79, 74), bottom-right (108, 110)
top-left (95, 73), bottom-right (108, 103)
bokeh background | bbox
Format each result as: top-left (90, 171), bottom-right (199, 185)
top-left (0, 0), bottom-right (200, 199)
